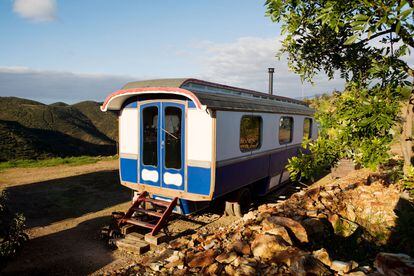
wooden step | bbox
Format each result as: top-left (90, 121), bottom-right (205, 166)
top-left (125, 218), bottom-right (156, 229)
top-left (124, 232), bottom-right (144, 242)
top-left (143, 198), bottom-right (171, 207)
top-left (115, 238), bottom-right (150, 255)
top-left (132, 207), bottom-right (163, 218)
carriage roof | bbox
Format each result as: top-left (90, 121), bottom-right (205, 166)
top-left (102, 78), bottom-right (314, 116)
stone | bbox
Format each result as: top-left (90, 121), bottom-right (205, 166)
top-left (312, 248), bottom-right (332, 267)
top-left (149, 262), bottom-right (162, 272)
top-left (305, 187), bottom-right (321, 201)
top-left (216, 251), bottom-right (237, 264)
top-left (236, 264), bottom-right (256, 275)
top-left (164, 259), bottom-right (184, 269)
top-left (169, 238), bottom-right (189, 250)
top-left (265, 216), bottom-right (309, 243)
top-left (242, 211), bottom-right (256, 222)
top-left (188, 249), bottom-right (217, 268)
top-left (290, 254), bottom-right (331, 276)
top-left (229, 240), bottom-right (251, 256)
top-left (302, 218), bottom-right (332, 240)
top-left (374, 252), bottom-right (414, 276)
top-left (251, 234), bottom-right (290, 259)
top-left (203, 262), bottom-right (219, 275)
top-left (224, 264), bottom-right (237, 275)
top-left (331, 260), bottom-right (357, 273)
top-left (262, 220), bottom-right (292, 245)
top-left (345, 272), bottom-right (366, 276)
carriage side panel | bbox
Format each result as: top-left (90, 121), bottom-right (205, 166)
top-left (119, 105), bottom-right (139, 184)
top-left (186, 108), bottom-right (213, 196)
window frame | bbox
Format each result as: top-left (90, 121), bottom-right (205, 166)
top-left (303, 117), bottom-right (313, 140)
top-left (279, 116), bottom-right (294, 145)
top-left (239, 115), bottom-right (263, 153)
top-left (141, 105), bottom-right (159, 167)
top-left (163, 105), bottom-right (183, 170)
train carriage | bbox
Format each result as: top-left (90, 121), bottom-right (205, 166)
top-left (101, 78), bottom-right (315, 216)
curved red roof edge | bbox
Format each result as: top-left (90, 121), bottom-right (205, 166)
top-left (100, 87), bottom-right (203, 111)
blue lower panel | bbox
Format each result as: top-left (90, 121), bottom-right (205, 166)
top-left (187, 166), bottom-right (211, 195)
top-left (120, 158), bottom-right (138, 183)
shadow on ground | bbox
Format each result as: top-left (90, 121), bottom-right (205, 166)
top-left (2, 216), bottom-right (117, 276)
top-left (5, 169), bottom-right (130, 228)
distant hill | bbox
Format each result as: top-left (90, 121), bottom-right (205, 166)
top-left (0, 97), bottom-right (118, 161)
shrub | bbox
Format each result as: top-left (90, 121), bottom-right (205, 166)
top-left (0, 191), bottom-right (27, 263)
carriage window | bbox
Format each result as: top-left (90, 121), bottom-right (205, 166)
top-left (142, 106), bottom-right (158, 166)
top-left (303, 118), bottom-right (312, 139)
top-left (164, 107), bottom-right (182, 169)
top-left (279, 116), bottom-right (293, 144)
top-left (240, 116), bottom-right (262, 152)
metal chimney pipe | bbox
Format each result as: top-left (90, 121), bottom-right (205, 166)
top-left (268, 67), bottom-right (274, 95)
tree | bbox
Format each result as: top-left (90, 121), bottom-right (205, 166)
top-left (265, 0), bottom-right (414, 174)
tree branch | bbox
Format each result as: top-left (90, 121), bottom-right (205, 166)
top-left (356, 28), bottom-right (394, 46)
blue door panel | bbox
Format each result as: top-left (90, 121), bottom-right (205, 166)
top-left (139, 102), bottom-right (161, 186)
top-left (161, 102), bottom-right (185, 191)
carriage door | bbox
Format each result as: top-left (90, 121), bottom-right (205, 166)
top-left (140, 102), bottom-right (185, 190)
top-left (161, 102), bottom-right (185, 190)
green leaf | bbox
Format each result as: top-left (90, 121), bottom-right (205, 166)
top-left (344, 34), bottom-right (358, 45)
top-left (395, 21), bottom-right (401, 34)
top-left (354, 14), bottom-right (369, 21)
top-left (399, 8), bottom-right (413, 20)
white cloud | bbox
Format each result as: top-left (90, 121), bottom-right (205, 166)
top-left (13, 0), bottom-right (57, 22)
top-left (193, 36), bottom-right (345, 98)
top-left (0, 67), bottom-right (139, 104)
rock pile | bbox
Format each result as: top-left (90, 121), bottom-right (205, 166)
top-left (113, 169), bottom-right (412, 275)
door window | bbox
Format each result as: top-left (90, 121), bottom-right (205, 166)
top-left (142, 106), bottom-right (158, 166)
top-left (164, 106), bottom-right (182, 169)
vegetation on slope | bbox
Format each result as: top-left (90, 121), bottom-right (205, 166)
top-left (0, 97), bottom-right (118, 161)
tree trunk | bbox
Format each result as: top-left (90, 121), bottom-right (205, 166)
top-left (400, 92), bottom-right (414, 175)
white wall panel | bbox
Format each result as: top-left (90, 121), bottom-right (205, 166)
top-left (216, 111), bottom-right (314, 162)
top-left (187, 109), bottom-right (213, 162)
top-left (119, 108), bottom-right (139, 155)
top-left (217, 111), bottom-right (249, 161)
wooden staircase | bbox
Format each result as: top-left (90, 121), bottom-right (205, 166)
top-left (118, 191), bottom-right (178, 236)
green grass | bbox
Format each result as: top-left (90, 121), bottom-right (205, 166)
top-left (0, 155), bottom-right (118, 171)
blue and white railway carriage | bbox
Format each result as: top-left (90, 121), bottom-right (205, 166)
top-left (101, 79), bottom-right (316, 215)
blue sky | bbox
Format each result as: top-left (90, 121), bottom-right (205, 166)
top-left (0, 0), bottom-right (345, 103)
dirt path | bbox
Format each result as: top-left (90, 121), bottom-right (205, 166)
top-left (0, 160), bottom-right (137, 275)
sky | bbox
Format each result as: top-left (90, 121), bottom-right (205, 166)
top-left (0, 0), bottom-right (355, 103)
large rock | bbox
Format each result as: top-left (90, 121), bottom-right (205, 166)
top-left (262, 219), bottom-right (293, 244)
top-left (229, 240), bottom-right (251, 256)
top-left (216, 251), bottom-right (237, 264)
top-left (330, 260), bottom-right (358, 273)
top-left (374, 252), bottom-right (414, 276)
top-left (290, 254), bottom-right (331, 276)
top-left (251, 234), bottom-right (290, 259)
top-left (187, 249), bottom-right (217, 268)
top-left (264, 216), bottom-right (309, 243)
top-left (312, 248), bottom-right (332, 267)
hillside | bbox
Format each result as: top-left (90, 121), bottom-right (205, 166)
top-left (0, 97), bottom-right (118, 161)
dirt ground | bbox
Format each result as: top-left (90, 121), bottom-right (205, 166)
top-left (0, 160), bottom-right (300, 275)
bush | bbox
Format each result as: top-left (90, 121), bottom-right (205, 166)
top-left (0, 191), bottom-right (27, 263)
top-left (288, 82), bottom-right (402, 182)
